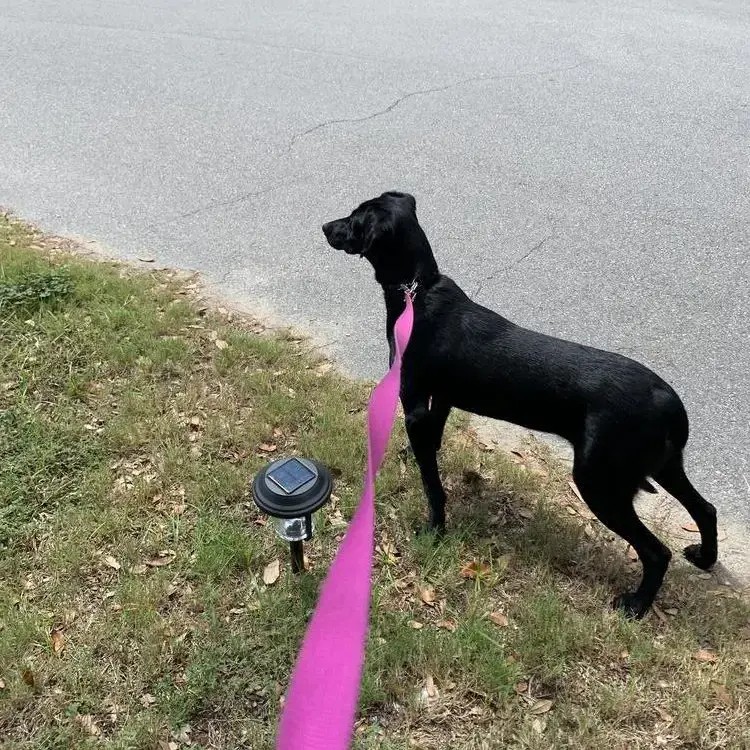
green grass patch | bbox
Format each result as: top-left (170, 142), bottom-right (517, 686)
top-left (1, 214), bottom-right (749, 749)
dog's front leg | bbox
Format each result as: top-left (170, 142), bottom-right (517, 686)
top-left (403, 396), bottom-right (448, 534)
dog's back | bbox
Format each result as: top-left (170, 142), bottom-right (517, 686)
top-left (410, 275), bottom-right (680, 447)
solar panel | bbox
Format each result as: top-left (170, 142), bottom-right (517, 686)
top-left (267, 458), bottom-right (317, 494)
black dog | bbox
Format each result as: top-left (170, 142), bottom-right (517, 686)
top-left (323, 191), bottom-right (718, 618)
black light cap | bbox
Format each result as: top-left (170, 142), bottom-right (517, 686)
top-left (252, 457), bottom-right (332, 518)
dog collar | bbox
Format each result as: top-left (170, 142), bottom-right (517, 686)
top-left (398, 280), bottom-right (419, 297)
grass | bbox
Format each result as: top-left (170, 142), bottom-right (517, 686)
top-left (1, 214), bottom-right (749, 749)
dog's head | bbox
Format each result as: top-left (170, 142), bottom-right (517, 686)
top-left (322, 191), bottom-right (416, 257)
top-left (322, 191), bottom-right (435, 286)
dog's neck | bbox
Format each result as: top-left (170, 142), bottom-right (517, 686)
top-left (377, 222), bottom-right (440, 297)
top-left (379, 224), bottom-right (440, 354)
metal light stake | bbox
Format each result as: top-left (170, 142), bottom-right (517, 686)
top-left (252, 457), bottom-right (333, 573)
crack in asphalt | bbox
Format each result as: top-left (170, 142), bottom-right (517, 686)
top-left (473, 232), bottom-right (555, 299)
top-left (132, 62), bottom-right (583, 228)
top-left (285, 62), bottom-right (584, 152)
top-left (149, 174), bottom-right (311, 228)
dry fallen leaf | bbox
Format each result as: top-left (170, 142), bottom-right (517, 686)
top-left (102, 554), bottom-right (121, 571)
top-left (514, 681), bottom-right (528, 694)
top-left (417, 673), bottom-right (440, 707)
top-left (173, 724), bottom-right (192, 744)
top-left (51, 629), bottom-right (65, 656)
top-left (651, 604), bottom-right (669, 625)
top-left (436, 619), bottom-right (457, 632)
top-left (408, 620), bottom-right (424, 630)
top-left (22, 669), bottom-right (36, 688)
top-left (137, 256), bottom-right (155, 263)
top-left (489, 612), bottom-right (509, 627)
top-left (529, 698), bottom-right (553, 715)
top-left (711, 681), bottom-right (733, 707)
top-left (140, 693), bottom-right (157, 707)
top-left (146, 552), bottom-right (175, 568)
top-left (531, 717), bottom-right (546, 735)
top-left (75, 714), bottom-right (101, 736)
top-left (418, 585), bottom-right (436, 606)
top-left (328, 509), bottom-right (348, 529)
top-left (215, 339), bottom-right (228, 350)
top-left (376, 540), bottom-right (399, 564)
top-left (315, 362), bottom-right (333, 376)
top-left (694, 648), bottom-right (718, 663)
top-left (0, 678), bottom-right (6, 690)
top-left (567, 480), bottom-right (584, 503)
top-left (518, 508), bottom-right (534, 519)
top-left (460, 561), bottom-right (490, 580)
top-left (664, 607), bottom-right (679, 616)
top-left (131, 563), bottom-right (149, 575)
top-left (682, 522), bottom-right (700, 533)
top-left (477, 437), bottom-right (496, 452)
top-left (165, 583), bottom-right (179, 598)
top-left (655, 706), bottom-right (674, 724)
top-left (425, 674), bottom-right (438, 698)
top-left (263, 559), bottom-right (281, 586)
top-left (259, 442), bottom-right (278, 453)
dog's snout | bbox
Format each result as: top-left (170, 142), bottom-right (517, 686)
top-left (322, 219), bottom-right (348, 251)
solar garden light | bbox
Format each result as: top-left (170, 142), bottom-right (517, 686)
top-left (252, 457), bottom-right (333, 573)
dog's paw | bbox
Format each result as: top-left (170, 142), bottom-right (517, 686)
top-left (683, 543), bottom-right (716, 570)
top-left (612, 592), bottom-right (647, 620)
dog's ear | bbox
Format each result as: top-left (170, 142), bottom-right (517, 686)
top-left (383, 191), bottom-right (416, 214)
top-left (362, 207), bottom-right (395, 257)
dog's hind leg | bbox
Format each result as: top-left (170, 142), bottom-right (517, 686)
top-left (655, 455), bottom-right (718, 570)
top-left (403, 394), bottom-right (450, 533)
top-left (574, 459), bottom-right (671, 619)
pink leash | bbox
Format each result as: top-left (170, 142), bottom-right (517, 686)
top-left (276, 292), bottom-right (414, 750)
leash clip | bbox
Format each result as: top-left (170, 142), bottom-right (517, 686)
top-left (400, 280), bottom-right (419, 299)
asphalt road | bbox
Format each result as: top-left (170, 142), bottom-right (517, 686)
top-left (2, 2), bottom-right (749, 559)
